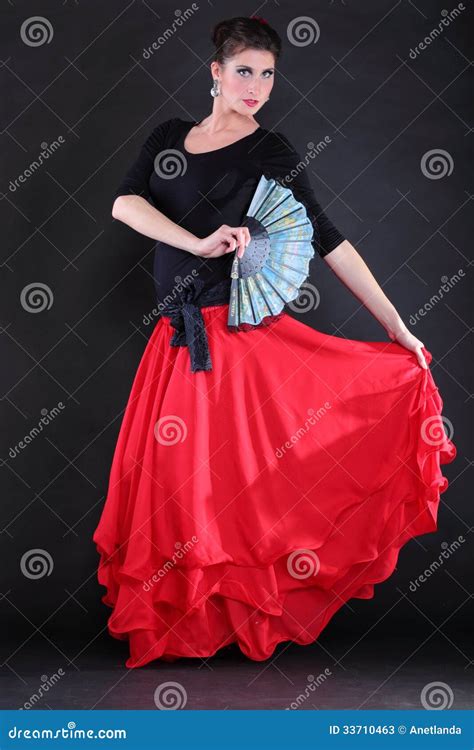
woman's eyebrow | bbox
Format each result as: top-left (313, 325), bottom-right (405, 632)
top-left (237, 65), bottom-right (275, 71)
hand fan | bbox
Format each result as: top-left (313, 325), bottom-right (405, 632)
top-left (227, 174), bottom-right (315, 329)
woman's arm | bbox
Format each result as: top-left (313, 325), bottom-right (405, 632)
top-left (112, 195), bottom-right (199, 253)
top-left (323, 240), bottom-right (428, 368)
top-left (260, 132), bottom-right (427, 368)
top-left (112, 195), bottom-right (249, 258)
top-left (112, 121), bottom-right (248, 257)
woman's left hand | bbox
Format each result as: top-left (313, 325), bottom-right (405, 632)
top-left (388, 327), bottom-right (428, 369)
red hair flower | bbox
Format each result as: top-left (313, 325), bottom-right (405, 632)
top-left (250, 15), bottom-right (269, 25)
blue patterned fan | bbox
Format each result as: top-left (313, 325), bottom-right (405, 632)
top-left (228, 174), bottom-right (315, 328)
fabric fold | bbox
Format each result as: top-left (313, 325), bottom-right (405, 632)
top-left (93, 304), bottom-right (456, 667)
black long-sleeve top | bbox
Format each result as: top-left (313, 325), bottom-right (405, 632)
top-left (113, 117), bottom-right (345, 305)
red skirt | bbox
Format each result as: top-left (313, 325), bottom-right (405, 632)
top-left (92, 303), bottom-right (456, 668)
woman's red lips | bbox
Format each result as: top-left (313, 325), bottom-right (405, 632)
top-left (243, 99), bottom-right (259, 107)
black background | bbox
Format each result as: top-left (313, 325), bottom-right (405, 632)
top-left (1, 0), bottom-right (471, 692)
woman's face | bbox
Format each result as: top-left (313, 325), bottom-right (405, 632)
top-left (212, 49), bottom-right (276, 118)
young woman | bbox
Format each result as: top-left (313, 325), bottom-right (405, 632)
top-left (93, 16), bottom-right (456, 668)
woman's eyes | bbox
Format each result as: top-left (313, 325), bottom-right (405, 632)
top-left (237, 69), bottom-right (273, 78)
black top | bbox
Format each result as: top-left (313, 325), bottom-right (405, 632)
top-left (114, 117), bottom-right (345, 305)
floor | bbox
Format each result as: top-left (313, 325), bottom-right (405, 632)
top-left (2, 629), bottom-right (472, 710)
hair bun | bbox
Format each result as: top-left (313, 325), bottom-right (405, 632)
top-left (211, 16), bottom-right (282, 64)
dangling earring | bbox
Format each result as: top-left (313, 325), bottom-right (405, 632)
top-left (210, 79), bottom-right (220, 97)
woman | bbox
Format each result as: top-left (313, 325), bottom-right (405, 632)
top-left (93, 16), bottom-right (456, 668)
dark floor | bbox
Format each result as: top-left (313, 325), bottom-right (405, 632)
top-left (1, 630), bottom-right (472, 710)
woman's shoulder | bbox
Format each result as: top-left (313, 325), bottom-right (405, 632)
top-left (257, 126), bottom-right (298, 153)
top-left (148, 116), bottom-right (185, 138)
top-left (143, 117), bottom-right (189, 149)
top-left (255, 127), bottom-right (301, 168)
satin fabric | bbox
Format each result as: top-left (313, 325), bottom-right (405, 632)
top-left (93, 304), bottom-right (456, 668)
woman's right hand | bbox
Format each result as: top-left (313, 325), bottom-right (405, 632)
top-left (193, 225), bottom-right (251, 259)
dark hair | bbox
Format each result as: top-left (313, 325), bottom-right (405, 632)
top-left (211, 16), bottom-right (282, 65)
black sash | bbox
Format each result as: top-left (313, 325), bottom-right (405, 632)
top-left (159, 277), bottom-right (232, 373)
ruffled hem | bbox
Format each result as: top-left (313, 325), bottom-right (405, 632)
top-left (92, 307), bottom-right (457, 668)
top-left (94, 374), bottom-right (456, 668)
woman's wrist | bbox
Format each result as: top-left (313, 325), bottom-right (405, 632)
top-left (178, 233), bottom-right (201, 255)
top-left (376, 305), bottom-right (408, 338)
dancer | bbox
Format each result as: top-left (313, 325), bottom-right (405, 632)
top-left (93, 16), bottom-right (456, 668)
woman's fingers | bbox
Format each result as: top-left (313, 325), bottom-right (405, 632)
top-left (240, 228), bottom-right (248, 257)
top-left (226, 228), bottom-right (246, 258)
top-left (416, 344), bottom-right (428, 369)
top-left (224, 228), bottom-right (237, 254)
top-left (219, 225), bottom-right (251, 257)
top-left (235, 228), bottom-right (246, 258)
top-left (391, 328), bottom-right (429, 370)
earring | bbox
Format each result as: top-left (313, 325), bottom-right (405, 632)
top-left (210, 79), bottom-right (220, 97)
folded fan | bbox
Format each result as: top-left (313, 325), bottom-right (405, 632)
top-left (227, 174), bottom-right (315, 328)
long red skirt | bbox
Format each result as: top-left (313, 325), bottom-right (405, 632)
top-left (92, 303), bottom-right (456, 668)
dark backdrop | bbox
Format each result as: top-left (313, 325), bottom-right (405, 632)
top-left (1, 0), bottom-right (471, 675)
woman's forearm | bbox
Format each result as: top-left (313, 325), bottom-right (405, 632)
top-left (112, 195), bottom-right (199, 254)
top-left (323, 240), bottom-right (408, 336)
